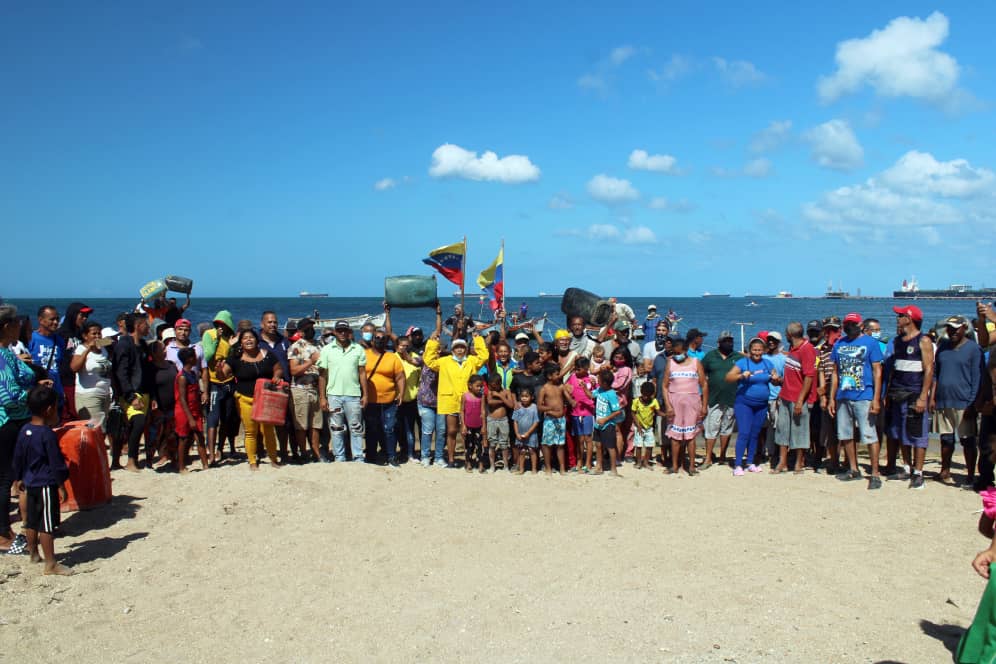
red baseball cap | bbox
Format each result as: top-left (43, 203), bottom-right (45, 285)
top-left (843, 312), bottom-right (862, 324)
top-left (80, 306), bottom-right (93, 314)
top-left (175, 318), bottom-right (192, 328)
top-left (758, 330), bottom-right (769, 341)
top-left (892, 304), bottom-right (923, 323)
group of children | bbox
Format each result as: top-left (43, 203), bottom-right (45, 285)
top-left (458, 356), bottom-right (660, 477)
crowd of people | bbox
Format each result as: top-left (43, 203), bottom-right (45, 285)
top-left (2, 296), bottom-right (996, 569)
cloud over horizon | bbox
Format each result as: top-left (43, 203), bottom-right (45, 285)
top-left (429, 144), bottom-right (540, 183)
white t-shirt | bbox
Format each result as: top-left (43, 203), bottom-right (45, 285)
top-left (74, 346), bottom-right (112, 397)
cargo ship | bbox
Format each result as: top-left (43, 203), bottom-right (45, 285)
top-left (702, 292), bottom-right (731, 298)
top-left (824, 281), bottom-right (849, 299)
top-left (893, 277), bottom-right (996, 299)
top-left (538, 292), bottom-right (564, 298)
top-left (299, 291), bottom-right (328, 298)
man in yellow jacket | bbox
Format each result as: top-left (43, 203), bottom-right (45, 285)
top-left (422, 331), bottom-right (488, 467)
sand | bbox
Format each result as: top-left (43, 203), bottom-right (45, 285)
top-left (0, 449), bottom-right (986, 663)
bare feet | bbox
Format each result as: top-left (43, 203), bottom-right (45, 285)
top-left (30, 552), bottom-right (42, 564)
top-left (249, 464), bottom-right (259, 472)
top-left (770, 465), bottom-right (787, 474)
top-left (124, 460), bottom-right (141, 473)
top-left (44, 563), bottom-right (73, 576)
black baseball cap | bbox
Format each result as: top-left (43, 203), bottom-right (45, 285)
top-left (806, 319), bottom-right (822, 332)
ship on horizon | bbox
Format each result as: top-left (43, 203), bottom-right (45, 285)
top-left (702, 291), bottom-right (731, 298)
top-left (299, 291), bottom-right (328, 298)
top-left (824, 280), bottom-right (849, 299)
top-left (893, 277), bottom-right (996, 300)
top-left (538, 292), bottom-right (563, 298)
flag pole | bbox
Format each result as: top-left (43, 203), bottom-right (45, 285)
top-left (460, 235), bottom-right (467, 325)
top-left (500, 237), bottom-right (505, 320)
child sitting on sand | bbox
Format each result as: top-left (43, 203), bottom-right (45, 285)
top-left (512, 388), bottom-right (540, 474)
top-left (12, 385), bottom-right (72, 576)
top-left (593, 369), bottom-right (623, 476)
top-left (486, 373), bottom-right (515, 472)
top-left (461, 375), bottom-right (486, 472)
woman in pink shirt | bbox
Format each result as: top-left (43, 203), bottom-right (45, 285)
top-left (660, 338), bottom-right (708, 475)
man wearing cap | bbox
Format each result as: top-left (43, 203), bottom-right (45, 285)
top-left (201, 310), bottom-right (238, 463)
top-left (933, 315), bottom-right (984, 485)
top-left (598, 314), bottom-right (642, 368)
top-left (513, 332), bottom-right (533, 364)
top-left (318, 320), bottom-right (369, 463)
top-left (165, 319), bottom-right (204, 375)
top-left (829, 312), bottom-right (884, 488)
top-left (686, 328), bottom-right (707, 361)
top-left (642, 305), bottom-right (662, 341)
top-left (288, 318), bottom-right (324, 462)
top-left (773, 322), bottom-right (817, 473)
top-left (815, 316), bottom-right (842, 473)
top-left (883, 304), bottom-right (933, 488)
top-left (701, 330), bottom-right (743, 468)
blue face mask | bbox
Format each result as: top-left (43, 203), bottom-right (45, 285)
top-left (673, 353), bottom-right (686, 362)
top-left (361, 332), bottom-right (373, 342)
top-left (869, 331), bottom-right (882, 340)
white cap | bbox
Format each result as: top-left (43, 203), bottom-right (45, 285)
top-left (648, 304), bottom-right (657, 311)
top-left (161, 328), bottom-right (177, 342)
top-left (100, 327), bottom-right (118, 338)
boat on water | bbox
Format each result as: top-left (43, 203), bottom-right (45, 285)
top-left (282, 312), bottom-right (386, 333)
top-left (299, 291), bottom-right (328, 298)
top-left (775, 291), bottom-right (793, 299)
top-left (824, 281), bottom-right (849, 299)
top-left (537, 292), bottom-right (563, 298)
top-left (746, 301), bottom-right (759, 307)
top-left (893, 277), bottom-right (996, 299)
top-left (702, 292), bottom-right (731, 298)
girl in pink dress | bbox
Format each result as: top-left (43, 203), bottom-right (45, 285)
top-left (661, 338), bottom-right (708, 475)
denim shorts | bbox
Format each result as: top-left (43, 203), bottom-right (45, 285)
top-left (835, 399), bottom-right (878, 444)
top-left (571, 415), bottom-right (594, 437)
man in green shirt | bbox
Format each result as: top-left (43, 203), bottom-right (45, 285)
top-left (701, 330), bottom-right (743, 468)
top-left (318, 320), bottom-right (369, 462)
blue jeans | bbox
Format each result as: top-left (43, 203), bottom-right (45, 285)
top-left (418, 404), bottom-right (447, 462)
top-left (397, 400), bottom-right (419, 458)
top-left (365, 402), bottom-right (398, 462)
top-left (734, 399), bottom-right (768, 468)
top-left (329, 395), bottom-right (365, 462)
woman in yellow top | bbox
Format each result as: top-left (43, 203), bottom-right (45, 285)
top-left (422, 331), bottom-right (488, 466)
top-left (395, 335), bottom-right (422, 463)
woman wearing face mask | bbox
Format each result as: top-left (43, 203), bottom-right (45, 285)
top-left (660, 338), bottom-right (708, 475)
top-left (363, 329), bottom-right (405, 465)
top-left (726, 338), bottom-right (780, 476)
top-left (423, 331), bottom-right (488, 467)
top-left (222, 329), bottom-right (285, 471)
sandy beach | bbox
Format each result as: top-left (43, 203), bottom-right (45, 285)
top-left (0, 449), bottom-right (985, 663)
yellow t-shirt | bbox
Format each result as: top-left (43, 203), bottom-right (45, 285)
top-left (400, 357), bottom-right (421, 403)
top-left (365, 349), bottom-right (403, 404)
top-left (631, 398), bottom-right (659, 429)
top-left (206, 331), bottom-right (233, 384)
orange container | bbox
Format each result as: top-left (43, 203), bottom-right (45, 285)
top-left (251, 379), bottom-right (289, 425)
top-left (56, 420), bottom-right (113, 512)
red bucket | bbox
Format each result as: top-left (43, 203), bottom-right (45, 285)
top-left (251, 379), bottom-right (289, 425)
top-left (55, 420), bottom-right (113, 512)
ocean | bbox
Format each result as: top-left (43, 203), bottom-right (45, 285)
top-left (3, 295), bottom-right (982, 347)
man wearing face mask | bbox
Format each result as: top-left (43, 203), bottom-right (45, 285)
top-left (828, 312), bottom-right (884, 488)
top-left (701, 330), bottom-right (743, 468)
top-left (288, 318), bottom-right (324, 462)
top-left (363, 328), bottom-right (405, 466)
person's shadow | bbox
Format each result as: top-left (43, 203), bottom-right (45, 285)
top-left (915, 618), bottom-right (963, 662)
top-left (59, 494), bottom-right (144, 536)
top-left (62, 531), bottom-right (149, 566)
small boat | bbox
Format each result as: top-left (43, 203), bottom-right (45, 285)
top-left (299, 291), bottom-right (328, 298)
top-left (746, 301), bottom-right (759, 307)
top-left (283, 313), bottom-right (386, 333)
top-left (775, 291), bottom-right (793, 299)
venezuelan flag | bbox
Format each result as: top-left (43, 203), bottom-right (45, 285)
top-left (476, 247), bottom-right (503, 311)
top-left (422, 240), bottom-right (465, 286)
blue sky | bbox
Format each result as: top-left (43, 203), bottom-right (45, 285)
top-left (2, 2), bottom-right (994, 298)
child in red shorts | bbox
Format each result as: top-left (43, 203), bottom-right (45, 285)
top-left (174, 348), bottom-right (208, 473)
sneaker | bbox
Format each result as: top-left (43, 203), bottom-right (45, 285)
top-left (910, 474), bottom-right (925, 490)
top-left (421, 458), bottom-right (431, 468)
top-left (5, 533), bottom-right (27, 555)
top-left (868, 476), bottom-right (882, 490)
top-left (733, 466), bottom-right (745, 477)
top-left (388, 459), bottom-right (400, 468)
top-left (836, 469), bottom-right (863, 482)
top-left (747, 464), bottom-right (762, 473)
top-left (887, 466), bottom-right (910, 481)
top-left (435, 461), bottom-right (450, 469)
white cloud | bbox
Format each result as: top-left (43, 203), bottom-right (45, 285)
top-left (818, 12), bottom-right (963, 105)
top-left (749, 120), bottom-right (792, 154)
top-left (548, 193), bottom-right (574, 210)
top-left (879, 150), bottom-right (995, 197)
top-left (804, 119), bottom-right (864, 171)
top-left (687, 231), bottom-right (713, 245)
top-left (622, 226), bottom-right (657, 244)
top-left (374, 178), bottom-right (396, 191)
top-left (648, 54), bottom-right (694, 83)
top-left (627, 149), bottom-right (681, 174)
top-left (648, 196), bottom-right (695, 213)
top-left (429, 144), bottom-right (540, 184)
top-left (743, 158), bottom-right (772, 178)
top-left (712, 57), bottom-right (767, 87)
top-left (579, 44), bottom-right (641, 92)
top-left (802, 150), bottom-right (996, 241)
top-left (586, 174), bottom-right (639, 204)
top-left (559, 222), bottom-right (657, 244)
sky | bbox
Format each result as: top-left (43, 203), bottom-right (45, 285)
top-left (2, 2), bottom-right (995, 298)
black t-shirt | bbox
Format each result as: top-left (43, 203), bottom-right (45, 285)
top-left (510, 371), bottom-right (545, 402)
top-left (154, 363), bottom-right (178, 413)
top-left (228, 352), bottom-right (278, 397)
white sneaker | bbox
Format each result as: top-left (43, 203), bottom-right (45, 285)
top-left (436, 461), bottom-right (450, 469)
top-left (421, 458), bottom-right (431, 468)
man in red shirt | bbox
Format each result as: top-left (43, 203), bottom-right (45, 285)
top-left (773, 321), bottom-right (817, 473)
